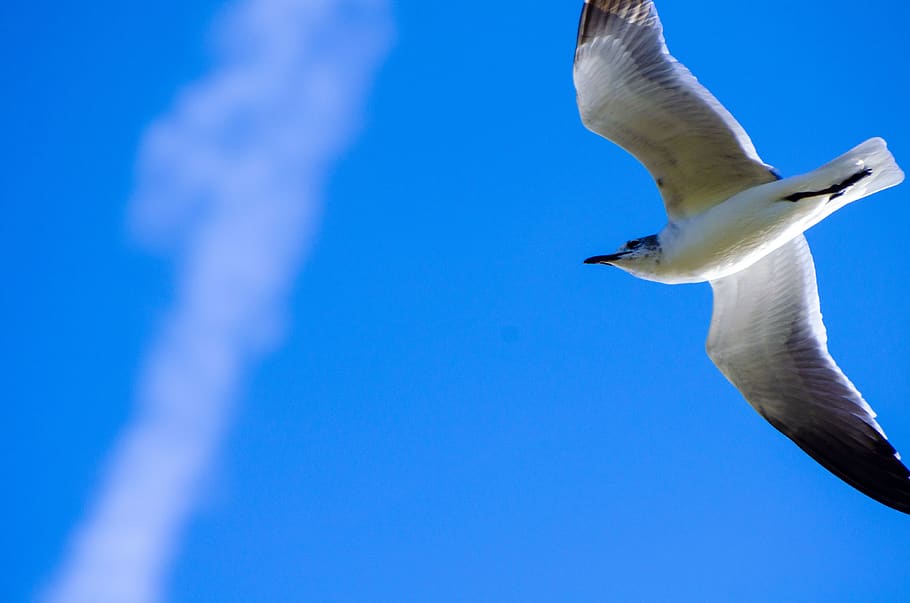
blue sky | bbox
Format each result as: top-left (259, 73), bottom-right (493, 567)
top-left (4, 0), bottom-right (910, 601)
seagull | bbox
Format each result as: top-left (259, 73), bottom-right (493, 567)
top-left (575, 0), bottom-right (909, 513)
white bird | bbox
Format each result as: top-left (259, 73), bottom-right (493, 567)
top-left (575, 0), bottom-right (909, 513)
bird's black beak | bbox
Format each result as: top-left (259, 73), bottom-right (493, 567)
top-left (584, 252), bottom-right (629, 265)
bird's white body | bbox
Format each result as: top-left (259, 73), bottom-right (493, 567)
top-left (638, 138), bottom-right (905, 284)
top-left (643, 180), bottom-right (827, 284)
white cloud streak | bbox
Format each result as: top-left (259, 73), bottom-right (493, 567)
top-left (40, 1), bottom-right (391, 602)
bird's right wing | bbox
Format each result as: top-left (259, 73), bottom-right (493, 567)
top-left (574, 0), bottom-right (779, 219)
top-left (706, 235), bottom-right (910, 513)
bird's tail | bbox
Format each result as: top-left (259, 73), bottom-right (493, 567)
top-left (791, 138), bottom-right (904, 225)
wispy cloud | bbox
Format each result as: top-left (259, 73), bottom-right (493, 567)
top-left (41, 1), bottom-right (391, 601)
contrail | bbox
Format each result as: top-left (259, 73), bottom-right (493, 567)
top-left (40, 1), bottom-right (391, 602)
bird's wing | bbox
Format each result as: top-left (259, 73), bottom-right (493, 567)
top-left (707, 235), bottom-right (910, 513)
top-left (573, 0), bottom-right (779, 219)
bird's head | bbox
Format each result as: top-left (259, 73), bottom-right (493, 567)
top-left (584, 234), bottom-right (663, 277)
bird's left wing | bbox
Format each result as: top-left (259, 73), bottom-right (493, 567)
top-left (706, 235), bottom-right (910, 513)
top-left (574, 0), bottom-right (779, 219)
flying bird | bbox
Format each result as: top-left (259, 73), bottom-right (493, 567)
top-left (575, 0), bottom-right (909, 513)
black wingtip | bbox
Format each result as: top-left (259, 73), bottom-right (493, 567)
top-left (765, 415), bottom-right (910, 515)
top-left (576, 0), bottom-right (659, 49)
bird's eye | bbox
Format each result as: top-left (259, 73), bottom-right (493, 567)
top-left (627, 239), bottom-right (642, 249)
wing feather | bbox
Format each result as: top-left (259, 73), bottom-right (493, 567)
top-left (707, 236), bottom-right (910, 513)
top-left (574, 0), bottom-right (779, 218)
